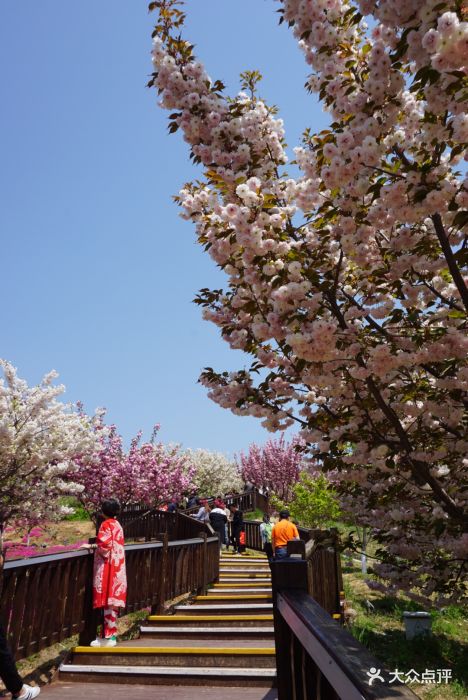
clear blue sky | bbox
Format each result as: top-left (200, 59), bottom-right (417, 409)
top-left (1, 1), bottom-right (327, 455)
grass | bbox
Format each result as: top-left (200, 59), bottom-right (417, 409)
top-left (60, 497), bottom-right (92, 521)
top-left (244, 508), bottom-right (265, 521)
top-left (343, 567), bottom-right (468, 699)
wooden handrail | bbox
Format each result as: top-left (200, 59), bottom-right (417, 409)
top-left (3, 548), bottom-right (89, 569)
top-left (271, 543), bottom-right (417, 700)
top-left (277, 590), bottom-right (417, 699)
top-left (118, 508), bottom-right (212, 541)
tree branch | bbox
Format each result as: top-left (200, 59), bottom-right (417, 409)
top-left (431, 213), bottom-right (468, 311)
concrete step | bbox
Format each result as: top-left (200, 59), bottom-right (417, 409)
top-left (219, 576), bottom-right (271, 583)
top-left (110, 638), bottom-right (275, 648)
top-left (220, 561), bottom-right (270, 566)
top-left (213, 582), bottom-right (271, 588)
top-left (219, 571), bottom-right (271, 576)
top-left (59, 664), bottom-right (276, 687)
top-left (194, 595), bottom-right (272, 604)
top-left (70, 646), bottom-right (276, 668)
top-left (221, 551), bottom-right (267, 555)
top-left (174, 603), bottom-right (273, 615)
top-left (44, 681), bottom-right (279, 699)
top-left (147, 614), bottom-right (273, 628)
top-left (220, 556), bottom-right (267, 562)
top-left (208, 588), bottom-right (272, 595)
top-left (140, 626), bottom-right (275, 639)
top-left (220, 558), bottom-right (269, 563)
top-left (219, 568), bottom-right (270, 574)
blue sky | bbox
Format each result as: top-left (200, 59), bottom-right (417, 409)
top-left (1, 1), bottom-right (327, 455)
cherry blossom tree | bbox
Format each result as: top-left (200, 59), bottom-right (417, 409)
top-left (237, 435), bottom-right (305, 501)
top-left (73, 422), bottom-right (194, 517)
top-left (0, 360), bottom-right (100, 551)
top-left (149, 1), bottom-right (467, 604)
top-left (184, 448), bottom-right (243, 497)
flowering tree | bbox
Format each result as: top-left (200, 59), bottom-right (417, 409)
top-left (150, 1), bottom-right (467, 603)
top-left (0, 360), bottom-right (99, 551)
top-left (184, 448), bottom-right (243, 497)
top-left (237, 435), bottom-right (305, 501)
top-left (73, 422), bottom-right (194, 516)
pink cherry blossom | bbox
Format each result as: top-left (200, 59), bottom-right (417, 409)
top-left (150, 1), bottom-right (468, 605)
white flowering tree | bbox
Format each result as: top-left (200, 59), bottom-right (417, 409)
top-left (185, 448), bottom-right (243, 498)
top-left (150, 1), bottom-right (467, 604)
top-left (0, 360), bottom-right (100, 552)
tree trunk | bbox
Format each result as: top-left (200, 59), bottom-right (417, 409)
top-left (361, 527), bottom-right (368, 575)
top-left (0, 523), bottom-right (4, 599)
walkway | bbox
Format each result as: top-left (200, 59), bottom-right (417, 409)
top-left (41, 551), bottom-right (277, 699)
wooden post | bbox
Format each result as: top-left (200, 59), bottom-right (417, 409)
top-left (198, 532), bottom-right (208, 596)
top-left (78, 552), bottom-right (102, 646)
top-left (152, 532), bottom-right (168, 615)
top-left (332, 530), bottom-right (344, 619)
top-left (271, 558), bottom-right (312, 700)
top-left (287, 539), bottom-right (306, 558)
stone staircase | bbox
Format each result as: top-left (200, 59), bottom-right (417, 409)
top-left (59, 551), bottom-right (276, 689)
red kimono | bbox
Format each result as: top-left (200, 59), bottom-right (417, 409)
top-left (92, 517), bottom-right (127, 609)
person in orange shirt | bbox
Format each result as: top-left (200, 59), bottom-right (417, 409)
top-left (271, 509), bottom-right (299, 559)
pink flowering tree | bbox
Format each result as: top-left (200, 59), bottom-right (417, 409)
top-left (237, 435), bottom-right (305, 502)
top-left (149, 1), bottom-right (468, 604)
top-left (73, 422), bottom-right (194, 518)
top-left (0, 360), bottom-right (101, 556)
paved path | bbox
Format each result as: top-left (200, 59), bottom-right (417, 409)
top-left (41, 682), bottom-right (278, 699)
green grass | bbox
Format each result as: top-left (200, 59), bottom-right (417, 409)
top-left (343, 569), bottom-right (468, 699)
top-left (60, 497), bottom-right (91, 521)
top-left (244, 508), bottom-right (265, 521)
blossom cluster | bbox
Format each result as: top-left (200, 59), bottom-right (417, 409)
top-left (3, 540), bottom-right (88, 561)
top-left (184, 448), bottom-right (243, 498)
top-left (72, 421), bottom-right (195, 516)
top-left (236, 434), bottom-right (305, 502)
top-left (0, 360), bottom-right (102, 543)
top-left (150, 1), bottom-right (467, 603)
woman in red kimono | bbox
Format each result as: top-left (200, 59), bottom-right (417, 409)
top-left (83, 499), bottom-right (127, 647)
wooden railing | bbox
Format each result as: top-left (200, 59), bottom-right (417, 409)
top-left (271, 541), bottom-right (417, 700)
top-left (118, 507), bottom-right (212, 541)
top-left (243, 519), bottom-right (263, 550)
top-left (184, 489), bottom-right (270, 516)
top-left (1, 535), bottom-right (219, 661)
top-left (118, 490), bottom-right (270, 544)
top-left (243, 519), bottom-right (322, 554)
top-left (224, 490), bottom-right (269, 514)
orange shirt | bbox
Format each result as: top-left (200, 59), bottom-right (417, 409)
top-left (272, 519), bottom-right (299, 550)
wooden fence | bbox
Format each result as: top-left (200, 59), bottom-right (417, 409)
top-left (184, 489), bottom-right (270, 516)
top-left (118, 493), bottom-right (268, 544)
top-left (1, 535), bottom-right (219, 661)
top-left (118, 507), bottom-right (211, 541)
